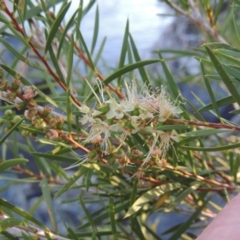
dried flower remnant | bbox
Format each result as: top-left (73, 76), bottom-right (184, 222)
top-left (22, 86), bottom-right (37, 100)
top-left (131, 149), bottom-right (144, 158)
top-left (42, 106), bottom-right (53, 117)
top-left (0, 78), bottom-right (7, 90)
top-left (157, 158), bottom-right (167, 168)
top-left (132, 167), bottom-right (147, 180)
top-left (46, 129), bottom-right (59, 140)
top-left (11, 79), bottom-right (21, 90)
top-left (49, 116), bottom-right (65, 129)
top-left (116, 155), bottom-right (131, 167)
top-left (24, 108), bottom-right (38, 120)
top-left (6, 91), bottom-right (16, 102)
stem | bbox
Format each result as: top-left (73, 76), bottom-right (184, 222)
top-left (1, 2), bottom-right (81, 107)
top-left (171, 119), bottom-right (240, 131)
top-left (165, 0), bottom-right (227, 43)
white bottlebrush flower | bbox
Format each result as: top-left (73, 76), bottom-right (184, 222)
top-left (124, 79), bottom-right (140, 106)
top-left (84, 118), bottom-right (111, 153)
top-left (106, 98), bottom-right (135, 120)
top-left (142, 130), bottom-right (163, 165)
top-left (142, 130), bottom-right (179, 166)
top-left (106, 98), bottom-right (125, 119)
top-left (159, 130), bottom-right (179, 157)
top-left (106, 81), bottom-right (141, 120)
top-left (130, 112), bottom-right (153, 133)
top-left (156, 91), bottom-right (182, 122)
top-left (139, 88), bottom-right (182, 121)
top-left (79, 104), bottom-right (102, 125)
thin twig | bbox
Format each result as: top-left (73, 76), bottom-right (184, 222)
top-left (165, 0), bottom-right (227, 43)
top-left (0, 212), bottom-right (70, 240)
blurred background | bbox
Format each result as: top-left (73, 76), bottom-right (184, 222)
top-left (0, 0), bottom-right (233, 238)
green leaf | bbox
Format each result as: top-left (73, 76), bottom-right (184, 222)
top-left (75, 231), bottom-right (114, 238)
top-left (31, 153), bottom-right (79, 164)
top-left (56, 7), bottom-right (80, 59)
top-left (198, 96), bottom-right (234, 112)
top-left (129, 34), bottom-right (151, 87)
top-left (48, 45), bottom-right (65, 84)
top-left (45, 2), bottom-right (72, 53)
top-left (86, 59), bottom-right (160, 102)
top-left (201, 62), bottom-right (220, 119)
top-left (156, 124), bottom-right (189, 131)
top-left (124, 183), bottom-right (181, 218)
top-left (108, 197), bottom-right (117, 238)
top-left (23, 0), bottom-right (64, 21)
top-left (0, 217), bottom-right (23, 232)
top-left (82, 0), bottom-right (97, 17)
top-left (40, 177), bottom-right (57, 232)
top-left (79, 197), bottom-right (98, 239)
top-left (183, 97), bottom-right (205, 121)
top-left (169, 197), bottom-right (209, 240)
top-left (67, 227), bottom-right (79, 240)
top-left (181, 141), bottom-right (240, 151)
top-left (104, 60), bottom-right (160, 85)
top-left (0, 118), bottom-right (25, 146)
top-left (158, 52), bottom-right (179, 99)
top-left (91, 5), bottom-right (99, 54)
top-left (214, 0), bottom-right (225, 24)
top-left (54, 168), bottom-right (86, 199)
top-left (179, 129), bottom-right (229, 143)
top-left (132, 217), bottom-right (145, 240)
top-left (206, 42), bottom-right (240, 52)
top-left (0, 38), bottom-right (42, 70)
top-left (75, 25), bottom-right (95, 70)
top-left (118, 19), bottom-right (129, 85)
top-left (78, 201), bottom-right (130, 230)
top-left (0, 159), bottom-right (28, 174)
top-left (0, 198), bottom-right (46, 228)
top-left (169, 182), bottom-right (202, 209)
top-left (205, 46), bottom-right (240, 107)
top-left (142, 223), bottom-right (162, 240)
top-left (66, 36), bottom-right (74, 134)
top-left (224, 65), bottom-right (240, 81)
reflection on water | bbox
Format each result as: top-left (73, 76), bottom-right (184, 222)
top-left (71, 0), bottom-right (171, 67)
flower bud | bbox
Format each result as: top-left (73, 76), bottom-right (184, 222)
top-left (15, 101), bottom-right (26, 111)
top-left (11, 79), bottom-right (21, 90)
top-left (87, 151), bottom-right (97, 160)
top-left (11, 115), bottom-right (22, 124)
top-left (0, 78), bottom-right (7, 91)
top-left (5, 109), bottom-right (13, 116)
top-left (42, 106), bottom-right (52, 117)
top-left (46, 129), bottom-right (59, 140)
top-left (97, 104), bottom-right (109, 114)
top-left (0, 69), bottom-right (4, 78)
top-left (21, 129), bottom-right (30, 137)
top-left (24, 108), bottom-right (38, 120)
top-left (6, 92), bottom-right (16, 102)
top-left (91, 135), bottom-right (102, 144)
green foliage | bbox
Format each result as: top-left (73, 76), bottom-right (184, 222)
top-left (0, 0), bottom-right (240, 239)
